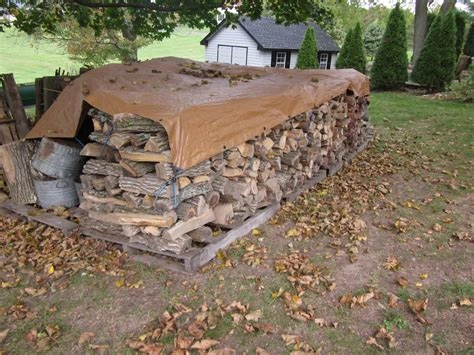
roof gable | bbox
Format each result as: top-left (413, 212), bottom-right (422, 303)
top-left (201, 17), bottom-right (340, 53)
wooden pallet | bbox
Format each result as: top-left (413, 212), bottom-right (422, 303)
top-left (0, 200), bottom-right (78, 235)
top-left (0, 132), bottom-right (376, 273)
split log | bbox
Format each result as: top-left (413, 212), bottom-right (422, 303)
top-left (155, 162), bottom-right (173, 180)
top-left (120, 159), bottom-right (155, 177)
top-left (205, 190), bottom-right (220, 208)
top-left (104, 175), bottom-right (119, 193)
top-left (144, 134), bottom-right (170, 152)
top-left (184, 195), bottom-right (208, 215)
top-left (82, 191), bottom-right (128, 207)
top-left (0, 140), bottom-right (38, 204)
top-left (80, 143), bottom-right (118, 161)
top-left (188, 226), bottom-right (214, 243)
top-left (130, 233), bottom-right (191, 254)
top-left (163, 208), bottom-right (215, 240)
top-left (89, 209), bottom-right (177, 227)
top-left (123, 192), bottom-right (144, 208)
top-left (179, 181), bottom-right (212, 202)
top-left (112, 113), bottom-right (166, 133)
top-left (83, 159), bottom-right (122, 176)
top-left (176, 202), bottom-right (197, 221)
top-left (119, 174), bottom-right (171, 197)
top-left (213, 203), bottom-right (234, 225)
top-left (130, 133), bottom-right (151, 147)
top-left (119, 146), bottom-right (171, 163)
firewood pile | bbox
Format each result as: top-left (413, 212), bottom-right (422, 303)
top-left (78, 92), bottom-right (370, 255)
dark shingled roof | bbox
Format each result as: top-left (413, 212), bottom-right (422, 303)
top-left (201, 17), bottom-right (340, 53)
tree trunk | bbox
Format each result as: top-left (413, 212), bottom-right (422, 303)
top-left (413, 0), bottom-right (428, 65)
top-left (440, 0), bottom-right (456, 14)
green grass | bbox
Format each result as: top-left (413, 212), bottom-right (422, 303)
top-left (1, 27), bottom-right (206, 84)
top-left (382, 311), bottom-right (409, 331)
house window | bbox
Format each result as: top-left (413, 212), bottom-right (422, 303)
top-left (275, 52), bottom-right (287, 68)
top-left (319, 53), bottom-right (328, 69)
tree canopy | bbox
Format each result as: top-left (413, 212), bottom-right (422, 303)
top-left (1, 0), bottom-right (320, 39)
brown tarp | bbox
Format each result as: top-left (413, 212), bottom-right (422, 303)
top-left (27, 57), bottom-right (370, 169)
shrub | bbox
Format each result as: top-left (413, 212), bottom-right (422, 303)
top-left (447, 68), bottom-right (474, 102)
top-left (296, 27), bottom-right (318, 69)
top-left (371, 4), bottom-right (408, 90)
top-left (412, 12), bottom-right (457, 91)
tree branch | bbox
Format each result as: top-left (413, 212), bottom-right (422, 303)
top-left (71, 0), bottom-right (224, 13)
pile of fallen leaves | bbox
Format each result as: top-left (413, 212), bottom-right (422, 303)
top-left (277, 139), bottom-right (407, 261)
top-left (273, 251), bottom-right (335, 322)
top-left (126, 300), bottom-right (275, 354)
top-left (0, 216), bottom-right (127, 294)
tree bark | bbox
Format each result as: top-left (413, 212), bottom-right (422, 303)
top-left (413, 0), bottom-right (428, 65)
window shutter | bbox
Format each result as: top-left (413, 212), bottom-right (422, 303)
top-left (271, 51), bottom-right (276, 67)
top-left (285, 51), bottom-right (291, 68)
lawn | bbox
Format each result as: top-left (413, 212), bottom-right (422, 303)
top-left (0, 92), bottom-right (473, 354)
top-left (0, 27), bottom-right (206, 84)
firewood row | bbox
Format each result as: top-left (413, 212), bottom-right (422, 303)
top-left (79, 94), bottom-right (370, 255)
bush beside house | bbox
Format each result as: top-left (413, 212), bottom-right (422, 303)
top-left (296, 27), bottom-right (319, 69)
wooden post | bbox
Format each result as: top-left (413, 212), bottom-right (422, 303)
top-left (1, 74), bottom-right (30, 138)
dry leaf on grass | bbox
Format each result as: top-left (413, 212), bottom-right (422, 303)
top-left (397, 277), bottom-right (409, 287)
top-left (78, 332), bottom-right (95, 345)
top-left (191, 339), bottom-right (220, 350)
top-left (408, 298), bottom-right (428, 314)
top-left (0, 329), bottom-right (9, 343)
top-left (245, 309), bottom-right (262, 322)
top-left (208, 348), bottom-right (236, 355)
top-left (383, 256), bottom-right (401, 271)
top-left (366, 337), bottom-right (384, 350)
top-left (256, 347), bottom-right (270, 355)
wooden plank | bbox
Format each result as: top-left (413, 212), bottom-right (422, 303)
top-left (88, 210), bottom-right (177, 227)
top-left (327, 160), bottom-right (343, 177)
top-left (185, 203), bottom-right (280, 272)
top-left (1, 74), bottom-right (30, 138)
top-left (35, 78), bottom-right (44, 123)
top-left (1, 200), bottom-right (78, 233)
top-left (80, 226), bottom-right (129, 245)
top-left (119, 149), bottom-right (171, 163)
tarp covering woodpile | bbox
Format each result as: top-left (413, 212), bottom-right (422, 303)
top-left (27, 57), bottom-right (370, 169)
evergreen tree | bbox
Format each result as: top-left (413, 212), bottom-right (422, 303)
top-left (336, 28), bottom-right (353, 69)
top-left (454, 11), bottom-right (466, 59)
top-left (296, 27), bottom-right (319, 69)
top-left (371, 4), bottom-right (408, 90)
top-left (364, 21), bottom-right (384, 61)
top-left (352, 23), bottom-right (367, 74)
top-left (336, 23), bottom-right (366, 73)
top-left (412, 12), bottom-right (457, 90)
top-left (463, 23), bottom-right (474, 57)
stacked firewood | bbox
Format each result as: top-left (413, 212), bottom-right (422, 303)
top-left (79, 93), bottom-right (370, 254)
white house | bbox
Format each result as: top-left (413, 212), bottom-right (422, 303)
top-left (201, 17), bottom-right (340, 69)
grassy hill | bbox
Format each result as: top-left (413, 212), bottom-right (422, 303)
top-left (0, 27), bottom-right (206, 84)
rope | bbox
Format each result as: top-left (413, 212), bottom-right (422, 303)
top-left (74, 137), bottom-right (85, 147)
top-left (153, 166), bottom-right (185, 211)
top-left (99, 122), bottom-right (113, 158)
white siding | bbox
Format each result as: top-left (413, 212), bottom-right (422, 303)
top-left (205, 24), bottom-right (267, 67)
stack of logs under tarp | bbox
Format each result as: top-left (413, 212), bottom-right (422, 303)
top-left (79, 93), bottom-right (370, 254)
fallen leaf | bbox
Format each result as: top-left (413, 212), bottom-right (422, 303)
top-left (24, 287), bottom-right (47, 297)
top-left (419, 273), bottom-right (428, 280)
top-left (78, 332), bottom-right (95, 345)
top-left (397, 277), bottom-right (409, 287)
top-left (252, 228), bottom-right (262, 236)
top-left (459, 298), bottom-right (473, 307)
top-left (174, 333), bottom-right (194, 350)
top-left (432, 223), bottom-right (442, 232)
top-left (25, 329), bottom-right (38, 344)
top-left (408, 298), bottom-right (428, 314)
top-left (0, 329), bottom-right (9, 343)
top-left (281, 334), bottom-right (301, 346)
top-left (115, 279), bottom-right (125, 288)
top-left (387, 293), bottom-right (399, 308)
top-left (383, 256), bottom-right (401, 271)
top-left (245, 309), bottom-right (262, 322)
top-left (366, 337), bottom-right (384, 350)
top-left (208, 348), bottom-right (236, 355)
top-left (191, 339), bottom-right (220, 350)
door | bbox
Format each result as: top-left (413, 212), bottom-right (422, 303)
top-left (217, 45), bottom-right (232, 64)
top-left (232, 47), bottom-right (248, 66)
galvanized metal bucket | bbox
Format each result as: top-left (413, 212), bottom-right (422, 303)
top-left (33, 178), bottom-right (79, 208)
top-left (32, 138), bottom-right (85, 179)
